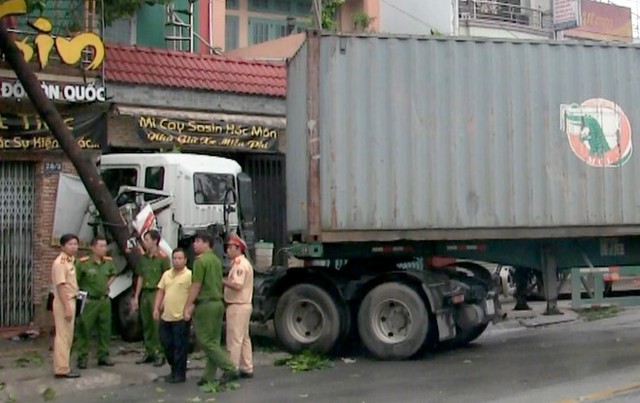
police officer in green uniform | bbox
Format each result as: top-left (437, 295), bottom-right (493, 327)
top-left (75, 236), bottom-right (116, 369)
top-left (184, 232), bottom-right (237, 385)
top-left (131, 230), bottom-right (170, 367)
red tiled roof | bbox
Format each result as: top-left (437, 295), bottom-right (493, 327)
top-left (104, 44), bottom-right (286, 97)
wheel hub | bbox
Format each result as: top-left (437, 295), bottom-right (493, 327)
top-left (286, 299), bottom-right (325, 343)
top-left (372, 299), bottom-right (412, 344)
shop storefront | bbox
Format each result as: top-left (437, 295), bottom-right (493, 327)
top-left (104, 44), bottom-right (288, 263)
top-left (0, 5), bottom-right (108, 331)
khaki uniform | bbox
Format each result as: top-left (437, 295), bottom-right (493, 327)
top-left (224, 255), bottom-right (254, 374)
top-left (51, 252), bottom-right (79, 376)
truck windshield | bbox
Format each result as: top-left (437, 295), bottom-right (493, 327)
top-left (194, 173), bottom-right (235, 205)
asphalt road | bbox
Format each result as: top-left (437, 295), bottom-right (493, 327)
top-left (62, 309), bottom-right (640, 403)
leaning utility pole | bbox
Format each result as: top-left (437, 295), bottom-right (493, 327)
top-left (0, 18), bottom-right (140, 268)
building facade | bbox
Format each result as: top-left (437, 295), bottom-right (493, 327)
top-left (0, 1), bottom-right (109, 332)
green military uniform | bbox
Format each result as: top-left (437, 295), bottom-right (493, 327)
top-left (193, 251), bottom-right (236, 382)
top-left (75, 255), bottom-right (116, 365)
top-left (136, 251), bottom-right (171, 359)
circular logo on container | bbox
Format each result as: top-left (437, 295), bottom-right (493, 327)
top-left (560, 98), bottom-right (632, 167)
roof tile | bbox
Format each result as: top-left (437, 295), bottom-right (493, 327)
top-left (104, 44), bottom-right (286, 97)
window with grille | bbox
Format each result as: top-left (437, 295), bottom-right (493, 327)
top-left (249, 18), bottom-right (290, 45)
top-left (248, 0), bottom-right (312, 16)
top-left (226, 15), bottom-right (239, 50)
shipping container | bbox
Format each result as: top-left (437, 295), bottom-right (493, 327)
top-left (287, 32), bottom-right (640, 242)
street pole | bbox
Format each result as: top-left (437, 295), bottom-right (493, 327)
top-left (0, 18), bottom-right (140, 269)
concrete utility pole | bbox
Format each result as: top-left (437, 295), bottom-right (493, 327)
top-left (0, 18), bottom-right (140, 269)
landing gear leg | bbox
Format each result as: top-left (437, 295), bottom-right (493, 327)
top-left (542, 248), bottom-right (562, 316)
top-left (513, 267), bottom-right (531, 311)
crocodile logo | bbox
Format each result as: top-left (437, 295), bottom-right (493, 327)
top-left (560, 98), bottom-right (632, 167)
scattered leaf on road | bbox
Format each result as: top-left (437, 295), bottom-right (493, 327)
top-left (7, 394), bottom-right (16, 403)
top-left (0, 381), bottom-right (5, 391)
top-left (577, 306), bottom-right (622, 322)
top-left (14, 352), bottom-right (44, 368)
top-left (341, 358), bottom-right (356, 364)
top-left (199, 380), bottom-right (240, 394)
top-left (274, 350), bottom-right (333, 372)
top-left (156, 387), bottom-right (166, 393)
top-left (463, 360), bottom-right (472, 364)
top-left (158, 400), bottom-right (165, 403)
top-left (187, 398), bottom-right (202, 402)
top-left (42, 387), bottom-right (56, 401)
top-left (299, 394), bottom-right (309, 398)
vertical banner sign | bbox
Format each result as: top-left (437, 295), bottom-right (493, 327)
top-left (136, 115), bottom-right (280, 153)
top-left (553, 0), bottom-right (581, 31)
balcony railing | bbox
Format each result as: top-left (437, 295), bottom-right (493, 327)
top-left (459, 0), bottom-right (553, 31)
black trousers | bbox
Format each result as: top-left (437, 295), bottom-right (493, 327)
top-left (159, 319), bottom-right (189, 379)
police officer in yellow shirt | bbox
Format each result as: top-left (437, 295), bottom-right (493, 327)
top-left (223, 234), bottom-right (254, 379)
top-left (51, 233), bottom-right (81, 379)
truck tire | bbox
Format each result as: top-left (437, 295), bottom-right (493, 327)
top-left (358, 282), bottom-right (429, 360)
top-left (274, 284), bottom-right (343, 354)
top-left (116, 288), bottom-right (143, 342)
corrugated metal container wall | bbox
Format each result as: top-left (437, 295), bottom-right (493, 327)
top-left (287, 34), bottom-right (640, 240)
top-left (286, 42), bottom-right (309, 234)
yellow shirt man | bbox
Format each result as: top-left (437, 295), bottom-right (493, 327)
top-left (157, 268), bottom-right (192, 322)
top-left (152, 248), bottom-right (192, 383)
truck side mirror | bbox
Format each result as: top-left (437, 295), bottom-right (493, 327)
top-left (237, 173), bottom-right (255, 223)
top-left (237, 172), bottom-right (256, 260)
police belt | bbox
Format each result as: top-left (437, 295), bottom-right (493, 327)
top-left (196, 297), bottom-right (221, 305)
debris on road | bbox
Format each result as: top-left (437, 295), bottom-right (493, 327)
top-left (42, 387), bottom-right (56, 401)
top-left (577, 306), bottom-right (622, 322)
top-left (13, 351), bottom-right (44, 368)
top-left (274, 350), bottom-right (334, 372)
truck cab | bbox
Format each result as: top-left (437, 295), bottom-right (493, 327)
top-left (98, 153), bottom-right (245, 255)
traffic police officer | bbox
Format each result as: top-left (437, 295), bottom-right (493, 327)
top-left (51, 233), bottom-right (81, 379)
top-left (132, 229), bottom-right (170, 366)
top-left (223, 234), bottom-right (254, 378)
top-left (75, 236), bottom-right (116, 369)
top-left (183, 231), bottom-right (237, 385)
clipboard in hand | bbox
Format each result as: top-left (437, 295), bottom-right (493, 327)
top-left (76, 291), bottom-right (88, 318)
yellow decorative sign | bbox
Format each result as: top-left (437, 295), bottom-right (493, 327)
top-left (0, 0), bottom-right (105, 70)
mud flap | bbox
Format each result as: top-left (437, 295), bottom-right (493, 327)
top-left (436, 309), bottom-right (456, 341)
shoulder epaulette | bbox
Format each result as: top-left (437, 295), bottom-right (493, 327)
top-left (103, 256), bottom-right (113, 261)
top-left (79, 256), bottom-right (90, 262)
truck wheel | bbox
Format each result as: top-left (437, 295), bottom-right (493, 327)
top-left (116, 288), bottom-right (143, 342)
top-left (274, 284), bottom-right (343, 354)
top-left (358, 282), bottom-right (429, 360)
